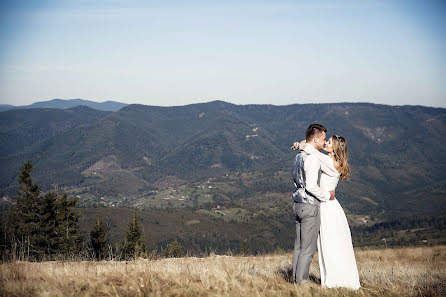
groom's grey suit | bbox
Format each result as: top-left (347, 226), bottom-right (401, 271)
top-left (292, 143), bottom-right (331, 283)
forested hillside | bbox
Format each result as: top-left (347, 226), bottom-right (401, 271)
top-left (1, 101), bottom-right (445, 219)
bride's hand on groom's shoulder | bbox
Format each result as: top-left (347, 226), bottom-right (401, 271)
top-left (291, 140), bottom-right (306, 150)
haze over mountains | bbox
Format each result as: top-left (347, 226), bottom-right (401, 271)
top-left (0, 99), bottom-right (128, 112)
top-left (1, 99), bottom-right (445, 221)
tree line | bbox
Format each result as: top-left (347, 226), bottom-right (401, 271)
top-left (0, 161), bottom-right (184, 261)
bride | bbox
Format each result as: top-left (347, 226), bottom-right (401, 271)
top-left (293, 135), bottom-right (360, 289)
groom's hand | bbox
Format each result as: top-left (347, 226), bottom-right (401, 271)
top-left (329, 191), bottom-right (335, 200)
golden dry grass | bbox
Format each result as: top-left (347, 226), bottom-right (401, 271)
top-left (1, 246), bottom-right (445, 297)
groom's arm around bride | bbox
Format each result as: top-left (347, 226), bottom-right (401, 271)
top-left (291, 123), bottom-right (334, 284)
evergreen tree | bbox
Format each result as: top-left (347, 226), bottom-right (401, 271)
top-left (38, 191), bottom-right (58, 256)
top-left (7, 161), bottom-right (43, 260)
top-left (0, 217), bottom-right (7, 261)
top-left (239, 241), bottom-right (248, 256)
top-left (90, 214), bottom-right (108, 260)
top-left (5, 161), bottom-right (84, 260)
top-left (54, 193), bottom-right (83, 257)
top-left (162, 239), bottom-right (185, 258)
top-left (122, 211), bottom-right (147, 259)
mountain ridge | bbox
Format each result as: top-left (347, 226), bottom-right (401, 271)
top-left (0, 98), bottom-right (128, 112)
top-left (1, 100), bottom-right (445, 219)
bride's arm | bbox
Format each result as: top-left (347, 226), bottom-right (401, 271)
top-left (302, 145), bottom-right (339, 176)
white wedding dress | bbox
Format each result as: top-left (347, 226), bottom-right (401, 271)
top-left (303, 146), bottom-right (361, 289)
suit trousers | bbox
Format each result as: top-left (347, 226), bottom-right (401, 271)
top-left (292, 202), bottom-right (321, 283)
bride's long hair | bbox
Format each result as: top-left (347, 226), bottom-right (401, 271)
top-left (332, 135), bottom-right (350, 180)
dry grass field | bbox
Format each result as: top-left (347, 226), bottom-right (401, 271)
top-left (1, 246), bottom-right (445, 297)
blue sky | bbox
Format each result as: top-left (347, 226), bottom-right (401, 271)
top-left (0, 0), bottom-right (445, 107)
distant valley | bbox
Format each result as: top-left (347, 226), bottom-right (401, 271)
top-left (1, 99), bottom-right (445, 252)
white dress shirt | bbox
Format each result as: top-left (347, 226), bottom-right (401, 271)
top-left (303, 144), bottom-right (331, 202)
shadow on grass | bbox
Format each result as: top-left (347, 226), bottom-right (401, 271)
top-left (415, 280), bottom-right (446, 297)
top-left (277, 266), bottom-right (321, 285)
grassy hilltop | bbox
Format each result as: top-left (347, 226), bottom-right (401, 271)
top-left (1, 246), bottom-right (445, 297)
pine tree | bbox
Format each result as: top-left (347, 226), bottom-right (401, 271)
top-left (54, 193), bottom-right (83, 258)
top-left (90, 214), bottom-right (108, 260)
top-left (0, 217), bottom-right (8, 261)
top-left (239, 241), bottom-right (248, 256)
top-left (38, 191), bottom-right (58, 256)
top-left (162, 239), bottom-right (185, 258)
top-left (7, 161), bottom-right (43, 260)
top-left (123, 211), bottom-right (147, 259)
top-left (6, 161), bottom-right (84, 260)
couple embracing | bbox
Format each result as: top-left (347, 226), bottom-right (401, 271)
top-left (291, 123), bottom-right (360, 289)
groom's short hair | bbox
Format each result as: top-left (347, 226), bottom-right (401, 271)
top-left (306, 123), bottom-right (327, 142)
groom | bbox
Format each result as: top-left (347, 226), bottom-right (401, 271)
top-left (292, 123), bottom-right (335, 284)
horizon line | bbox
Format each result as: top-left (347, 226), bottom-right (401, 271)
top-left (1, 98), bottom-right (445, 110)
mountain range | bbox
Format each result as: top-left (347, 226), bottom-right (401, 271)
top-left (1, 99), bottom-right (445, 220)
top-left (0, 99), bottom-right (128, 112)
